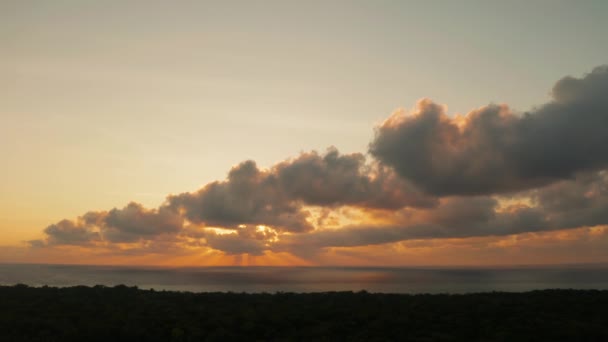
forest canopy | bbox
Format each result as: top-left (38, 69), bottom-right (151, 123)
top-left (1, 285), bottom-right (607, 341)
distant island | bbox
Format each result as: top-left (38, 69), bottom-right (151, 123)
top-left (1, 285), bottom-right (607, 341)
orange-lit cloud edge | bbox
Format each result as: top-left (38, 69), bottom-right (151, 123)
top-left (3, 65), bottom-right (608, 267)
top-left (4, 225), bottom-right (608, 267)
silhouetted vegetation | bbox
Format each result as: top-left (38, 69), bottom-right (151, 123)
top-left (1, 285), bottom-right (607, 341)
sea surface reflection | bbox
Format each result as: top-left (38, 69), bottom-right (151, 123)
top-left (2, 264), bottom-right (608, 293)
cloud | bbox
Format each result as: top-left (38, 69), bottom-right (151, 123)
top-left (272, 197), bottom-right (548, 256)
top-left (167, 160), bottom-right (314, 233)
top-left (317, 226), bottom-right (608, 266)
top-left (370, 66), bottom-right (608, 196)
top-left (272, 147), bottom-right (435, 209)
top-left (276, 169), bottom-right (608, 255)
top-left (531, 170), bottom-right (608, 230)
top-left (28, 65), bottom-right (608, 263)
top-left (200, 225), bottom-right (279, 256)
top-left (102, 202), bottom-right (183, 243)
top-left (205, 233), bottom-right (267, 256)
top-left (167, 147), bottom-right (433, 233)
top-left (34, 202), bottom-right (183, 246)
top-left (37, 219), bottom-right (100, 246)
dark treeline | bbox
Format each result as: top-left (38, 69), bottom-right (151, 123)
top-left (1, 285), bottom-right (607, 341)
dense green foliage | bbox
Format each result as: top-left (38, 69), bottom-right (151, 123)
top-left (1, 285), bottom-right (607, 341)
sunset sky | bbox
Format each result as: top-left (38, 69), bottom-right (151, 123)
top-left (2, 0), bottom-right (608, 266)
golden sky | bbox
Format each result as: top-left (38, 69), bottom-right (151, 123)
top-left (2, 1), bottom-right (608, 266)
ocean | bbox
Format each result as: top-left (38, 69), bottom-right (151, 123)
top-left (2, 263), bottom-right (608, 293)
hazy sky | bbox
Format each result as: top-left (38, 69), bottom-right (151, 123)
top-left (1, 1), bottom-right (608, 265)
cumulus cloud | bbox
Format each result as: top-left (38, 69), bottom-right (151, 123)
top-left (30, 65), bottom-right (608, 261)
top-left (167, 160), bottom-right (313, 233)
top-left (531, 170), bottom-right (608, 230)
top-left (36, 148), bottom-right (429, 251)
top-left (370, 66), bottom-right (608, 196)
top-left (37, 219), bottom-right (100, 246)
top-left (272, 147), bottom-right (435, 209)
top-left (34, 202), bottom-right (183, 247)
top-left (102, 202), bottom-right (183, 243)
top-left (167, 148), bottom-right (433, 233)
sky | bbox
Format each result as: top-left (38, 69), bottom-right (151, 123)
top-left (1, 0), bottom-right (608, 266)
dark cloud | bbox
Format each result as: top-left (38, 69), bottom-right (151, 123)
top-left (427, 197), bottom-right (548, 236)
top-left (205, 232), bottom-right (267, 256)
top-left (276, 170), bottom-right (608, 254)
top-left (276, 224), bottom-right (440, 250)
top-left (273, 147), bottom-right (435, 209)
top-left (40, 219), bottom-right (100, 246)
top-left (32, 66), bottom-right (608, 259)
top-left (532, 170), bottom-right (608, 230)
top-left (248, 169), bottom-right (608, 256)
top-left (370, 66), bottom-right (608, 196)
top-left (168, 160), bottom-right (313, 233)
top-left (273, 196), bottom-right (549, 255)
top-left (102, 202), bottom-right (183, 243)
top-left (429, 197), bottom-right (498, 228)
top-left (168, 148), bottom-right (434, 233)
top-left (36, 202), bottom-right (183, 246)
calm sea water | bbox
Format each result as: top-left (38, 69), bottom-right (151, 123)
top-left (2, 264), bottom-right (608, 293)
